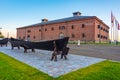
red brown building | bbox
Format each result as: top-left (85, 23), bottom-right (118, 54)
top-left (17, 12), bottom-right (109, 43)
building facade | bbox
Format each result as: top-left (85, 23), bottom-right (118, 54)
top-left (17, 12), bottom-right (109, 42)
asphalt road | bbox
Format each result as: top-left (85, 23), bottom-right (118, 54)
top-left (68, 44), bottom-right (120, 61)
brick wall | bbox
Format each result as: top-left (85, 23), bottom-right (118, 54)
top-left (17, 17), bottom-right (109, 42)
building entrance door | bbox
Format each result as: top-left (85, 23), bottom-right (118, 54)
top-left (59, 32), bottom-right (64, 39)
top-left (27, 35), bottom-right (30, 41)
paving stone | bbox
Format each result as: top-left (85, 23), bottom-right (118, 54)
top-left (0, 46), bottom-right (105, 77)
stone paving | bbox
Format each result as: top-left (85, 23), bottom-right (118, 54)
top-left (0, 46), bottom-right (105, 77)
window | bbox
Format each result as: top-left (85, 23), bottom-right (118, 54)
top-left (71, 34), bottom-right (75, 38)
top-left (27, 35), bottom-right (30, 37)
top-left (101, 27), bottom-right (103, 30)
top-left (82, 24), bottom-right (85, 28)
top-left (39, 29), bottom-right (41, 32)
top-left (39, 27), bottom-right (42, 32)
top-left (98, 25), bottom-right (100, 29)
top-left (33, 36), bottom-right (35, 39)
top-left (51, 27), bottom-right (54, 31)
top-left (45, 28), bottom-right (47, 31)
top-left (82, 33), bottom-right (85, 38)
top-left (27, 30), bottom-right (31, 33)
top-left (71, 25), bottom-right (74, 29)
top-left (59, 26), bottom-right (61, 30)
top-left (106, 30), bottom-right (109, 33)
top-left (61, 26), bottom-right (65, 30)
top-left (106, 37), bottom-right (108, 39)
top-left (101, 35), bottom-right (103, 38)
top-left (103, 28), bottom-right (105, 31)
top-left (59, 26), bottom-right (65, 30)
top-left (105, 30), bottom-right (107, 32)
top-left (62, 26), bottom-right (65, 29)
top-left (98, 34), bottom-right (100, 38)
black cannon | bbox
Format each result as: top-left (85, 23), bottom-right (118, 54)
top-left (0, 38), bottom-right (9, 47)
top-left (10, 38), bottom-right (24, 49)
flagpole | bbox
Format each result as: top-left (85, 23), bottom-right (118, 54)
top-left (117, 23), bottom-right (120, 41)
top-left (111, 23), bottom-right (113, 42)
top-left (116, 24), bottom-right (118, 42)
top-left (115, 21), bottom-right (116, 41)
top-left (115, 19), bottom-right (117, 41)
top-left (111, 11), bottom-right (116, 43)
top-left (113, 22), bottom-right (115, 42)
top-left (117, 25), bottom-right (118, 41)
top-left (111, 11), bottom-right (113, 43)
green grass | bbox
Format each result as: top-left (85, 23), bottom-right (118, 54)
top-left (94, 43), bottom-right (120, 46)
top-left (0, 52), bottom-right (53, 80)
top-left (57, 60), bottom-right (120, 80)
top-left (0, 52), bottom-right (120, 80)
top-left (68, 41), bottom-right (120, 46)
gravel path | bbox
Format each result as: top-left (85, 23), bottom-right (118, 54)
top-left (0, 46), bottom-right (104, 77)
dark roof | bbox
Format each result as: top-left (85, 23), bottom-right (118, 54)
top-left (18, 16), bottom-right (95, 28)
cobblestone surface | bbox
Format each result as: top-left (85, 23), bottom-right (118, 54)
top-left (0, 46), bottom-right (105, 77)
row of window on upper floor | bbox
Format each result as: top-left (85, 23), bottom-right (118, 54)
top-left (98, 25), bottom-right (109, 33)
top-left (40, 24), bottom-right (85, 31)
top-left (26, 24), bottom-right (108, 33)
top-left (26, 24), bottom-right (85, 33)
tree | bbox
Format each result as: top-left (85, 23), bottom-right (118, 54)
top-left (0, 32), bottom-right (4, 38)
top-left (0, 32), bottom-right (1, 35)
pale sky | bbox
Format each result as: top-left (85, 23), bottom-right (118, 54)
top-left (0, 0), bottom-right (120, 40)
